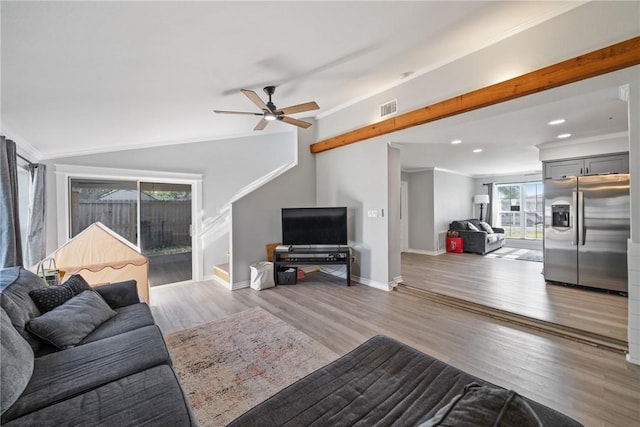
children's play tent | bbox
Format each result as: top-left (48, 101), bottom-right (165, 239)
top-left (45, 222), bottom-right (150, 303)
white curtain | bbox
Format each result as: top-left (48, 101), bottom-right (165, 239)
top-left (25, 163), bottom-right (46, 267)
top-left (487, 182), bottom-right (498, 227)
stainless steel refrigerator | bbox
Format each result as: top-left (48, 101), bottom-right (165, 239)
top-left (543, 173), bottom-right (629, 292)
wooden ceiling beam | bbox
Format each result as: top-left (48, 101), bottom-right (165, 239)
top-left (310, 36), bottom-right (640, 154)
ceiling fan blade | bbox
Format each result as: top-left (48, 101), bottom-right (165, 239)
top-left (213, 110), bottom-right (262, 116)
top-left (280, 116), bottom-right (312, 129)
top-left (241, 89), bottom-right (270, 112)
top-left (279, 101), bottom-right (320, 115)
top-left (254, 118), bottom-right (269, 131)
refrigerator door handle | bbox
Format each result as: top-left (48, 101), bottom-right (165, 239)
top-left (571, 191), bottom-right (577, 245)
top-left (578, 191), bottom-right (585, 245)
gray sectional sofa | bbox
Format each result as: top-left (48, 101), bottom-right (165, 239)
top-left (0, 267), bottom-right (196, 426)
top-left (449, 219), bottom-right (506, 255)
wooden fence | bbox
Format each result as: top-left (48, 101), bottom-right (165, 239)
top-left (72, 200), bottom-right (191, 249)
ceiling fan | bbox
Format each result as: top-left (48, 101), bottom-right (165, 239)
top-left (214, 86), bottom-right (319, 130)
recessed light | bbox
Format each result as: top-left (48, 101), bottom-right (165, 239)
top-left (557, 133), bottom-right (571, 139)
top-left (473, 148), bottom-right (483, 153)
top-left (451, 139), bottom-right (462, 144)
top-left (548, 119), bottom-right (566, 125)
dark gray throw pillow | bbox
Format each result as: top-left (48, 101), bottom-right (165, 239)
top-left (63, 274), bottom-right (93, 295)
top-left (419, 383), bottom-right (542, 427)
top-left (26, 291), bottom-right (117, 350)
top-left (28, 274), bottom-right (93, 313)
top-left (29, 285), bottom-right (74, 314)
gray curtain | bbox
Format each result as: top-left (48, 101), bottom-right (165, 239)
top-left (25, 163), bottom-right (46, 268)
top-left (486, 182), bottom-right (495, 226)
top-left (0, 136), bottom-right (23, 267)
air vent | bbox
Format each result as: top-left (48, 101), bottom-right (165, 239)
top-left (380, 99), bottom-right (397, 118)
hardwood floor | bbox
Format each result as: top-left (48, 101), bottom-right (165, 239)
top-left (401, 252), bottom-right (628, 346)
top-left (151, 273), bottom-right (640, 427)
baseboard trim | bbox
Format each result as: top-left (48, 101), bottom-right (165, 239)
top-left (211, 275), bottom-right (232, 290)
top-left (353, 275), bottom-right (392, 291)
top-left (407, 248), bottom-right (444, 256)
top-left (231, 280), bottom-right (250, 291)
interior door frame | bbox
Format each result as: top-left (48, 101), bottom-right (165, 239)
top-left (55, 164), bottom-right (203, 282)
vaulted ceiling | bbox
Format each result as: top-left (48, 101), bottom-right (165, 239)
top-left (1, 1), bottom-right (633, 176)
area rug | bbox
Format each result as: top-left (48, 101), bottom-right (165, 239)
top-left (485, 247), bottom-right (543, 262)
top-left (165, 307), bottom-right (339, 426)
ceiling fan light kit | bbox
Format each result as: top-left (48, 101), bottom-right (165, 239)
top-left (214, 85), bottom-right (319, 130)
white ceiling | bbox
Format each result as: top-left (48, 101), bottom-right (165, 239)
top-left (1, 1), bottom-right (631, 175)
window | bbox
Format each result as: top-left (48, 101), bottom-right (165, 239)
top-left (496, 182), bottom-right (543, 239)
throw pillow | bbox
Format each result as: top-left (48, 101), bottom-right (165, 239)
top-left (63, 274), bottom-right (93, 295)
top-left (28, 285), bottom-right (74, 314)
top-left (479, 221), bottom-right (494, 234)
top-left (1, 308), bottom-right (35, 414)
top-left (467, 222), bottom-right (480, 232)
top-left (28, 274), bottom-right (93, 314)
top-left (419, 383), bottom-right (542, 427)
top-left (26, 291), bottom-right (117, 350)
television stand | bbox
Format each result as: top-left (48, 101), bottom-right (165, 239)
top-left (273, 245), bottom-right (351, 286)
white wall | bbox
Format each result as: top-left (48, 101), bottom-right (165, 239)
top-left (230, 124), bottom-right (316, 286)
top-left (626, 79), bottom-right (640, 364)
top-left (315, 137), bottom-right (391, 290)
top-left (434, 170), bottom-right (475, 250)
top-left (43, 131), bottom-right (296, 279)
top-left (316, 2), bottom-right (640, 141)
top-left (538, 134), bottom-right (629, 163)
top-left (387, 145), bottom-right (401, 284)
top-left (406, 169), bottom-right (474, 254)
top-left (407, 170), bottom-right (434, 252)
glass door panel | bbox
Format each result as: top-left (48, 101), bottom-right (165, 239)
top-left (140, 182), bottom-right (192, 286)
top-left (69, 179), bottom-right (138, 244)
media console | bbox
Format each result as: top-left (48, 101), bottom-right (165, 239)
top-left (273, 245), bottom-right (351, 286)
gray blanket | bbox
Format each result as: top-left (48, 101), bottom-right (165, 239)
top-left (228, 335), bottom-right (582, 426)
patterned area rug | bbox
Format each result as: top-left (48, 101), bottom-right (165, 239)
top-left (485, 247), bottom-right (543, 262)
top-left (165, 307), bottom-right (339, 426)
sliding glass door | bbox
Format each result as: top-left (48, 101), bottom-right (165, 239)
top-left (140, 182), bottom-right (192, 286)
top-left (69, 178), bottom-right (192, 286)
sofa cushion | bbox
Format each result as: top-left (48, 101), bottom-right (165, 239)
top-left (94, 280), bottom-right (140, 309)
top-left (479, 221), bottom-right (494, 234)
top-left (0, 308), bottom-right (34, 416)
top-left (26, 291), bottom-right (117, 350)
top-left (467, 222), bottom-right (480, 231)
top-left (80, 302), bottom-right (155, 344)
top-left (1, 325), bottom-right (171, 422)
top-left (0, 267), bottom-right (47, 352)
top-left (420, 382), bottom-right (542, 427)
top-left (2, 365), bottom-right (196, 427)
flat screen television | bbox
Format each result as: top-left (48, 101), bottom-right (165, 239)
top-left (282, 207), bottom-right (347, 245)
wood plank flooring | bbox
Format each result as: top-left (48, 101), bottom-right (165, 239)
top-left (150, 273), bottom-right (640, 427)
top-left (401, 252), bottom-right (628, 345)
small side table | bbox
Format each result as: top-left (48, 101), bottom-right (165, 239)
top-left (446, 237), bottom-right (463, 253)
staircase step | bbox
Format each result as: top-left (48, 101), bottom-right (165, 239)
top-left (397, 284), bottom-right (628, 355)
top-left (213, 263), bottom-right (230, 282)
